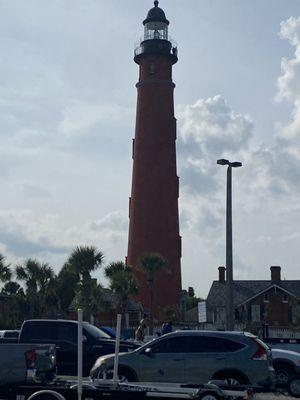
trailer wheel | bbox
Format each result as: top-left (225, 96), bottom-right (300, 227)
top-left (287, 375), bottom-right (300, 398)
top-left (199, 392), bottom-right (221, 400)
top-left (27, 390), bottom-right (66, 400)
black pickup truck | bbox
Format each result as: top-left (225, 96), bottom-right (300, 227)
top-left (8, 319), bottom-right (139, 376)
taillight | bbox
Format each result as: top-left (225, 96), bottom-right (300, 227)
top-left (251, 341), bottom-right (267, 361)
top-left (25, 349), bottom-right (36, 368)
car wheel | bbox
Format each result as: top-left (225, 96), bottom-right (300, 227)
top-left (275, 368), bottom-right (290, 387)
top-left (97, 367), bottom-right (136, 382)
top-left (222, 377), bottom-right (241, 385)
top-left (288, 375), bottom-right (300, 398)
top-left (212, 372), bottom-right (247, 386)
top-left (199, 393), bottom-right (220, 400)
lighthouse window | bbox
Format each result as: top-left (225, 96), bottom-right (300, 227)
top-left (149, 63), bottom-right (155, 75)
top-left (144, 22), bottom-right (168, 41)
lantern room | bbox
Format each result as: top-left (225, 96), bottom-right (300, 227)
top-left (134, 1), bottom-right (178, 64)
top-left (143, 0), bottom-right (169, 41)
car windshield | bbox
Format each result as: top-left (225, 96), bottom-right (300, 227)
top-left (83, 323), bottom-right (111, 339)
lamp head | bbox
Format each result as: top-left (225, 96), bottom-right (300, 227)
top-left (231, 161), bottom-right (242, 168)
top-left (217, 159), bottom-right (229, 166)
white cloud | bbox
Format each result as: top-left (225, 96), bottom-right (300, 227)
top-left (277, 17), bottom-right (300, 139)
top-left (59, 100), bottom-right (132, 137)
top-left (89, 210), bottom-right (128, 232)
top-left (0, 208), bottom-right (128, 273)
top-left (177, 86), bottom-right (300, 294)
top-left (0, 2), bottom-right (299, 298)
top-left (178, 95), bottom-right (253, 155)
top-left (14, 181), bottom-right (51, 199)
top-left (177, 96), bottom-right (253, 201)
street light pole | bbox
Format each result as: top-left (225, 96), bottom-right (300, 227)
top-left (217, 159), bottom-right (242, 331)
top-left (226, 165), bottom-right (234, 331)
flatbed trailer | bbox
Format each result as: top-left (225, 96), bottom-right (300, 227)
top-left (0, 378), bottom-right (256, 400)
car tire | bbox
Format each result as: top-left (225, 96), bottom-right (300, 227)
top-left (287, 375), bottom-right (300, 398)
top-left (212, 371), bottom-right (248, 386)
top-left (275, 367), bottom-right (291, 387)
top-left (97, 367), bottom-right (136, 382)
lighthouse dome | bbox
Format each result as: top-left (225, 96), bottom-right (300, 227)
top-left (143, 1), bottom-right (169, 25)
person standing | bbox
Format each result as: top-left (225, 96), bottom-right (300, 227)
top-left (135, 314), bottom-right (148, 342)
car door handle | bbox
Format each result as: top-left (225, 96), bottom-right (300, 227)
top-left (174, 358), bottom-right (184, 361)
top-left (216, 357), bottom-right (225, 360)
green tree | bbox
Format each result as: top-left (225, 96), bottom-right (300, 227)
top-left (185, 286), bottom-right (203, 311)
top-left (67, 246), bottom-right (104, 321)
top-left (0, 254), bottom-right (11, 283)
top-left (1, 281), bottom-right (23, 296)
top-left (1, 281), bottom-right (26, 327)
top-left (55, 263), bottom-right (80, 317)
top-left (105, 261), bottom-right (139, 328)
top-left (138, 253), bottom-right (166, 334)
top-left (37, 263), bottom-right (56, 316)
top-left (89, 279), bottom-right (108, 322)
top-left (15, 259), bottom-right (56, 317)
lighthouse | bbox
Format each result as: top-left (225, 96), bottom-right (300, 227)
top-left (127, 1), bottom-right (182, 319)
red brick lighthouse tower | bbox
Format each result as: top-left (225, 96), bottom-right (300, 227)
top-left (127, 1), bottom-right (182, 318)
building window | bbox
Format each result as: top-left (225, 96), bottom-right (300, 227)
top-left (149, 63), bottom-right (155, 76)
top-left (251, 305), bottom-right (261, 322)
top-left (282, 294), bottom-right (288, 303)
top-left (263, 294), bottom-right (269, 303)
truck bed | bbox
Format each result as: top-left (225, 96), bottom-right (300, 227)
top-left (0, 343), bottom-right (56, 386)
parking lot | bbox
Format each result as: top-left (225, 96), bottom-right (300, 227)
top-left (257, 394), bottom-right (294, 399)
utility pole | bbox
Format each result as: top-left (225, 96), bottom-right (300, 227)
top-left (217, 159), bottom-right (242, 331)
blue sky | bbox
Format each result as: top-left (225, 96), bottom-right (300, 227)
top-left (1, 0), bottom-right (300, 298)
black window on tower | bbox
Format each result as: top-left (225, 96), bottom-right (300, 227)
top-left (149, 62), bottom-right (155, 76)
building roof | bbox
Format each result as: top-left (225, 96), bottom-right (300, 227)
top-left (207, 280), bottom-right (300, 309)
top-left (143, 1), bottom-right (169, 25)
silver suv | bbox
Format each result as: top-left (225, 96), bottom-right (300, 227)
top-left (90, 330), bottom-right (275, 389)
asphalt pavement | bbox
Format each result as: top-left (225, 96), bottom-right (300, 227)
top-left (256, 393), bottom-right (294, 399)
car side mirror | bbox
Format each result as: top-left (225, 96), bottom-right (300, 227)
top-left (144, 347), bottom-right (153, 357)
top-left (82, 335), bottom-right (87, 343)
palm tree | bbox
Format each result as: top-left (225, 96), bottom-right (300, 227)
top-left (89, 280), bottom-right (107, 323)
top-left (105, 261), bottom-right (139, 328)
top-left (15, 259), bottom-right (55, 317)
top-left (1, 281), bottom-right (26, 327)
top-left (55, 263), bottom-right (80, 317)
top-left (67, 246), bottom-right (104, 321)
top-left (1, 281), bottom-right (23, 296)
top-left (138, 253), bottom-right (166, 334)
top-left (37, 263), bottom-right (56, 316)
top-left (0, 254), bottom-right (11, 283)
